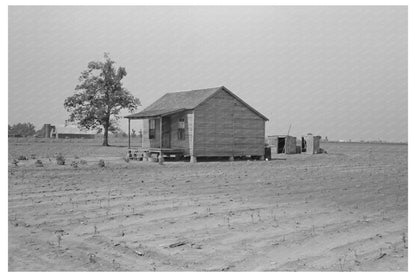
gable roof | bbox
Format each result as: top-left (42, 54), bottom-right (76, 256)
top-left (125, 86), bottom-right (268, 121)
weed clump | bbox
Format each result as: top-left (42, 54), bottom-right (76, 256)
top-left (17, 155), bottom-right (28, 161)
top-left (56, 153), bottom-right (65, 165)
top-left (70, 161), bottom-right (78, 169)
top-left (123, 155), bottom-right (130, 163)
top-left (98, 159), bottom-right (105, 168)
top-left (89, 253), bottom-right (96, 263)
top-left (35, 160), bottom-right (43, 167)
top-left (79, 159), bottom-right (88, 165)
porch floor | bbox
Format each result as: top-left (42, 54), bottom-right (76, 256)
top-left (128, 147), bottom-right (185, 159)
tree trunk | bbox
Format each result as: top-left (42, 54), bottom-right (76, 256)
top-left (102, 120), bottom-right (109, 146)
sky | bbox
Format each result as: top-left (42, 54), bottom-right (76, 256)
top-left (8, 6), bottom-right (408, 142)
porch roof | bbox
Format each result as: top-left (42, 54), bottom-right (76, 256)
top-left (125, 108), bottom-right (188, 119)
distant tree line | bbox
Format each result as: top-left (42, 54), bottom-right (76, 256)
top-left (8, 122), bottom-right (36, 137)
top-left (8, 122), bottom-right (140, 139)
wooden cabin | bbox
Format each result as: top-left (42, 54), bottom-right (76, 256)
top-left (125, 86), bottom-right (269, 162)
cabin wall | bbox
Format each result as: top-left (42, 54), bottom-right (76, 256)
top-left (193, 88), bottom-right (265, 157)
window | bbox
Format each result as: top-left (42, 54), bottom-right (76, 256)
top-left (177, 118), bottom-right (185, 140)
top-left (149, 119), bottom-right (156, 139)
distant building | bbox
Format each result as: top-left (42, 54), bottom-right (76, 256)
top-left (47, 124), bottom-right (95, 139)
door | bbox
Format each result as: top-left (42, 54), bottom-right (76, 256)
top-left (162, 117), bottom-right (171, 148)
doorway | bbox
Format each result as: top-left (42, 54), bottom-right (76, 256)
top-left (162, 117), bottom-right (171, 148)
top-left (277, 137), bottom-right (286, 154)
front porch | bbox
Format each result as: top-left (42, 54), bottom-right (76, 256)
top-left (125, 108), bottom-right (189, 161)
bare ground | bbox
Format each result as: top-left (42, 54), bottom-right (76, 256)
top-left (8, 141), bottom-right (408, 271)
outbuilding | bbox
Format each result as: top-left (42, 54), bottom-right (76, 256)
top-left (267, 135), bottom-right (297, 154)
top-left (125, 86), bottom-right (269, 162)
top-left (304, 134), bottom-right (321, 154)
top-left (50, 124), bottom-right (96, 139)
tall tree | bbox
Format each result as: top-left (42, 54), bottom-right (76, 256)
top-left (64, 53), bottom-right (140, 146)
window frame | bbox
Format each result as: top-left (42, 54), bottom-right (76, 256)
top-left (149, 119), bottom-right (156, 139)
top-left (177, 118), bottom-right (185, 140)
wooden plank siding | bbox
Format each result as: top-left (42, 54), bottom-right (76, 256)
top-left (193, 88), bottom-right (265, 157)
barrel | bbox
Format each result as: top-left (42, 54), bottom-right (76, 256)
top-left (264, 146), bottom-right (272, 160)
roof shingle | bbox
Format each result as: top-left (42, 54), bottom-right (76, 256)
top-left (125, 87), bottom-right (221, 119)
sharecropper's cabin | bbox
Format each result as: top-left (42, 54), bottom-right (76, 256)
top-left (125, 86), bottom-right (269, 162)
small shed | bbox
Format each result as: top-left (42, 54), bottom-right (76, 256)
top-left (125, 86), bottom-right (269, 162)
top-left (304, 134), bottom-right (321, 154)
top-left (267, 135), bottom-right (297, 154)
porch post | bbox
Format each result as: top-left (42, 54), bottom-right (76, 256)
top-left (159, 116), bottom-right (164, 163)
top-left (128, 118), bottom-right (131, 149)
top-left (159, 116), bottom-right (162, 149)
